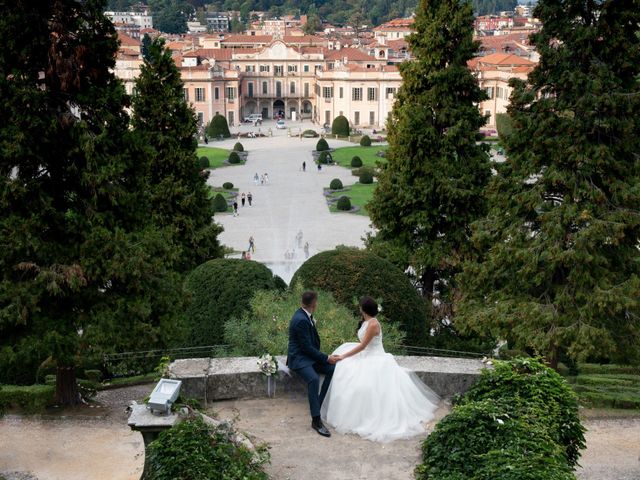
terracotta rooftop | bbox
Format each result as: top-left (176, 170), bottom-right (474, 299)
top-left (324, 48), bottom-right (376, 62)
top-left (221, 35), bottom-right (273, 44)
top-left (117, 32), bottom-right (139, 47)
top-left (477, 53), bottom-right (535, 66)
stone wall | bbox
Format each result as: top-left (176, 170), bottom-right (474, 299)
top-left (168, 356), bottom-right (486, 401)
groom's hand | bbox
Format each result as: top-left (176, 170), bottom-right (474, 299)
top-left (328, 355), bottom-right (340, 364)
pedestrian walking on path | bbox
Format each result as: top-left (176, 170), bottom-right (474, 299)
top-left (317, 163), bottom-right (322, 172)
top-left (248, 192), bottom-right (253, 206)
top-left (241, 192), bottom-right (246, 207)
top-left (233, 201), bottom-right (239, 217)
top-left (254, 173), bottom-right (259, 185)
top-left (264, 173), bottom-right (269, 184)
top-left (249, 236), bottom-right (255, 253)
top-left (302, 161), bottom-right (306, 172)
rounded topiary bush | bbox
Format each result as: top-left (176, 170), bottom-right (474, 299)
top-left (318, 151), bottom-right (331, 164)
top-left (316, 138), bottom-right (329, 151)
top-left (302, 129), bottom-right (319, 138)
top-left (222, 182), bottom-right (234, 190)
top-left (146, 416), bottom-right (268, 480)
top-left (290, 248), bottom-right (427, 339)
top-left (205, 113), bottom-right (231, 138)
top-left (360, 134), bottom-right (372, 147)
top-left (336, 196), bottom-right (351, 211)
top-left (329, 178), bottom-right (343, 190)
top-left (199, 156), bottom-right (210, 168)
top-left (331, 115), bottom-right (350, 136)
top-left (228, 151), bottom-right (241, 164)
top-left (416, 399), bottom-right (575, 480)
top-left (350, 155), bottom-right (363, 168)
top-left (460, 358), bottom-right (586, 467)
top-left (233, 142), bottom-right (244, 152)
top-left (184, 259), bottom-right (280, 346)
top-left (359, 170), bottom-right (374, 184)
top-left (213, 193), bottom-right (228, 213)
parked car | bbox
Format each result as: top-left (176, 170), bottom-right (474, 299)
top-left (275, 120), bottom-right (286, 129)
top-left (243, 113), bottom-right (262, 123)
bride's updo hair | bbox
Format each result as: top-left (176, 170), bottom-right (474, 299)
top-left (360, 296), bottom-right (378, 317)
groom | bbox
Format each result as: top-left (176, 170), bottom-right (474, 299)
top-left (287, 290), bottom-right (339, 437)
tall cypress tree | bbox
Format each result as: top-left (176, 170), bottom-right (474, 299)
top-left (132, 37), bottom-right (223, 271)
top-left (457, 0), bottom-right (640, 366)
top-left (0, 1), bottom-right (184, 404)
top-left (368, 0), bottom-right (490, 308)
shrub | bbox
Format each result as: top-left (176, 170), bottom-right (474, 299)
top-left (460, 358), bottom-right (586, 467)
top-left (273, 275), bottom-right (288, 291)
top-left (352, 166), bottom-right (374, 177)
top-left (146, 416), bottom-right (268, 480)
top-left (206, 113), bottom-right (231, 138)
top-left (359, 134), bottom-right (372, 147)
top-left (199, 156), bottom-right (210, 168)
top-left (84, 369), bottom-right (102, 383)
top-left (302, 129), bottom-right (319, 138)
top-left (222, 182), bottom-right (234, 190)
top-left (336, 196), bottom-right (351, 211)
top-left (318, 151), bottom-right (331, 164)
top-left (184, 259), bottom-right (280, 346)
top-left (416, 399), bottom-right (576, 480)
top-left (213, 194), bottom-right (228, 213)
top-left (350, 155), bottom-right (363, 168)
top-left (225, 285), bottom-right (405, 357)
top-left (228, 151), bottom-right (241, 164)
top-left (290, 248), bottom-right (427, 339)
top-left (316, 138), bottom-right (329, 151)
top-left (329, 178), bottom-right (343, 190)
top-left (0, 384), bottom-right (55, 414)
top-left (331, 115), bottom-right (350, 136)
top-left (359, 170), bottom-right (374, 184)
top-left (233, 142), bottom-right (244, 152)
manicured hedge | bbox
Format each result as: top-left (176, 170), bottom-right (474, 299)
top-left (331, 115), bottom-right (350, 136)
top-left (222, 182), bottom-right (234, 190)
top-left (460, 358), bottom-right (586, 467)
top-left (316, 138), bottom-right (329, 151)
top-left (228, 151), bottom-right (241, 164)
top-left (213, 194), bottom-right (228, 213)
top-left (415, 358), bottom-right (586, 480)
top-left (496, 113), bottom-right (514, 140)
top-left (350, 155), bottom-right (363, 168)
top-left (360, 134), bottom-right (371, 146)
top-left (290, 248), bottom-right (427, 339)
top-left (336, 196), bottom-right (351, 211)
top-left (233, 142), bottom-right (244, 152)
top-left (146, 416), bottom-right (268, 480)
top-left (206, 114), bottom-right (231, 138)
top-left (329, 178), bottom-right (343, 190)
top-left (184, 259), bottom-right (280, 346)
top-left (359, 170), bottom-right (374, 184)
top-left (0, 384), bottom-right (55, 414)
top-left (199, 156), bottom-right (210, 168)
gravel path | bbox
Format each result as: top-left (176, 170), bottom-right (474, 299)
top-left (1, 386), bottom-right (638, 480)
top-left (205, 127), bottom-right (372, 283)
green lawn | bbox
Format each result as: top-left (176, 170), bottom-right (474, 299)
top-left (327, 182), bottom-right (376, 216)
top-left (330, 146), bottom-right (387, 168)
top-left (560, 363), bottom-right (640, 410)
top-left (208, 186), bottom-right (238, 201)
top-left (197, 146), bottom-right (232, 169)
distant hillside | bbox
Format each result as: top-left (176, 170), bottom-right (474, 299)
top-left (108, 0), bottom-right (519, 30)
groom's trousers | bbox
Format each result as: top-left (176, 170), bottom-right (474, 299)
top-left (294, 361), bottom-right (335, 418)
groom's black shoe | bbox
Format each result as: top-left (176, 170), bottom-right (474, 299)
top-left (312, 418), bottom-right (331, 437)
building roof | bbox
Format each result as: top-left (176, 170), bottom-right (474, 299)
top-left (324, 47), bottom-right (376, 62)
top-left (282, 35), bottom-right (325, 44)
top-left (117, 32), bottom-right (139, 47)
top-left (221, 35), bottom-right (273, 44)
top-left (477, 53), bottom-right (535, 66)
top-left (373, 17), bottom-right (414, 31)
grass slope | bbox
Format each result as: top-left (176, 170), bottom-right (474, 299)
top-left (197, 146), bottom-right (232, 169)
top-left (327, 182), bottom-right (376, 216)
top-left (331, 146), bottom-right (387, 168)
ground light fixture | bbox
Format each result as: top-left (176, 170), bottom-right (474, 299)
top-left (148, 378), bottom-right (182, 414)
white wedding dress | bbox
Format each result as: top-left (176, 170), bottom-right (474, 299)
top-left (321, 319), bottom-right (440, 442)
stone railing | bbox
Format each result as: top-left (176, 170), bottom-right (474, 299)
top-left (168, 356), bottom-right (487, 402)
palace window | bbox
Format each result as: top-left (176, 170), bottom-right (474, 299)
top-left (290, 81), bottom-right (296, 94)
top-left (367, 87), bottom-right (377, 101)
top-left (352, 88), bottom-right (363, 101)
top-left (226, 87), bottom-right (235, 100)
top-left (259, 64), bottom-right (270, 72)
top-left (183, 88), bottom-right (189, 101)
top-left (288, 65), bottom-right (298, 73)
top-left (322, 86), bottom-right (334, 99)
top-left (195, 88), bottom-right (205, 102)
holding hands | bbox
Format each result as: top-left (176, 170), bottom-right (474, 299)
top-left (328, 354), bottom-right (343, 364)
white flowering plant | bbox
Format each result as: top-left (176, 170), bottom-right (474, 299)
top-left (257, 353), bottom-right (278, 377)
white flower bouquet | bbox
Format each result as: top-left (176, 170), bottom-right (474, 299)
top-left (257, 353), bottom-right (278, 377)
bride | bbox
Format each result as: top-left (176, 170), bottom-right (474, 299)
top-left (321, 297), bottom-right (440, 442)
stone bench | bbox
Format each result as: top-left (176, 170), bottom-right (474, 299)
top-left (168, 356), bottom-right (486, 401)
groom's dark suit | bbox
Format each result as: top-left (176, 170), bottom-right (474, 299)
top-left (287, 307), bottom-right (335, 418)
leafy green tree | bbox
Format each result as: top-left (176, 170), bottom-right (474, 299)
top-left (230, 14), bottom-right (246, 33)
top-left (0, 0), bottom-right (183, 403)
top-left (472, 0), bottom-right (517, 16)
top-left (368, 0), bottom-right (490, 307)
top-left (206, 114), bottom-right (231, 138)
top-left (302, 14), bottom-right (322, 34)
top-left (457, 0), bottom-right (640, 367)
top-left (132, 38), bottom-right (223, 272)
top-left (148, 0), bottom-right (192, 34)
